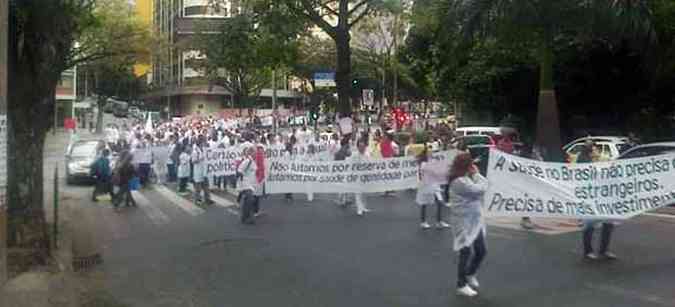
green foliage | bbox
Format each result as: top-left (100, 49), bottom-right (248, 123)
top-left (194, 1), bottom-right (304, 106)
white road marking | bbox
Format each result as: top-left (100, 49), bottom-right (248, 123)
top-left (186, 186), bottom-right (236, 208)
top-left (131, 191), bottom-right (171, 226)
top-left (153, 185), bottom-right (205, 216)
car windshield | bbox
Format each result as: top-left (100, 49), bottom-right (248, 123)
top-left (463, 136), bottom-right (491, 146)
top-left (71, 143), bottom-right (97, 157)
top-left (616, 143), bottom-right (633, 154)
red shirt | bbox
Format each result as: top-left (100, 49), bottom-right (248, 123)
top-left (255, 146), bottom-right (266, 183)
top-left (380, 139), bottom-right (394, 158)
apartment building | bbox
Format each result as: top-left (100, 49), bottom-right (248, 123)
top-left (145, 0), bottom-right (303, 117)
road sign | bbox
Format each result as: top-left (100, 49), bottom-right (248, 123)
top-left (362, 89), bottom-right (374, 106)
top-left (314, 72), bottom-right (335, 88)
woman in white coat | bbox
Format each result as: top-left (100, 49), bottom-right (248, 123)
top-left (349, 138), bottom-right (371, 216)
top-left (416, 147), bottom-right (450, 229)
top-left (448, 152), bottom-right (488, 297)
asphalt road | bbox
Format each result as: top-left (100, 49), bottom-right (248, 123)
top-left (57, 179), bottom-right (675, 307)
top-left (42, 113), bottom-right (675, 307)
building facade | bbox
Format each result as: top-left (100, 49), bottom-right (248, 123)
top-left (55, 68), bottom-right (78, 128)
top-left (145, 0), bottom-right (303, 117)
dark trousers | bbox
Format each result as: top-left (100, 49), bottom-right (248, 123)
top-left (225, 175), bottom-right (237, 189)
top-left (457, 231), bottom-right (487, 288)
top-left (421, 199), bottom-right (443, 222)
top-left (114, 184), bottom-right (136, 207)
top-left (583, 222), bottom-right (614, 254)
top-left (138, 163), bottom-right (151, 186)
top-left (239, 190), bottom-right (257, 224)
top-left (92, 178), bottom-right (114, 200)
top-left (167, 164), bottom-right (177, 182)
top-left (213, 176), bottom-right (226, 189)
top-left (178, 177), bottom-right (188, 193)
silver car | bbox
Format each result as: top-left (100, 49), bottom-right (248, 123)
top-left (65, 140), bottom-right (107, 184)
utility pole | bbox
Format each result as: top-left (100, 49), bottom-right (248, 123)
top-left (0, 0), bottom-right (9, 286)
top-left (272, 68), bottom-right (277, 133)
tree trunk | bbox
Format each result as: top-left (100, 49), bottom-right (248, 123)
top-left (534, 43), bottom-right (563, 162)
top-left (96, 97), bottom-right (106, 134)
top-left (334, 31), bottom-right (352, 117)
top-left (7, 66), bottom-right (54, 249)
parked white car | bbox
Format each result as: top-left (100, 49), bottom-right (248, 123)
top-left (563, 136), bottom-right (633, 162)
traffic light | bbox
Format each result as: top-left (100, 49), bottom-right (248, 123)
top-left (391, 107), bottom-right (408, 127)
top-left (309, 109), bottom-right (319, 122)
top-left (352, 78), bottom-right (359, 87)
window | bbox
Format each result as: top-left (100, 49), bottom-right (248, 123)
top-left (567, 144), bottom-right (585, 155)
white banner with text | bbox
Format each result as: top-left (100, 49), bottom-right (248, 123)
top-left (485, 149), bottom-right (675, 219)
top-left (205, 144), bottom-right (330, 177)
top-left (264, 151), bottom-right (456, 194)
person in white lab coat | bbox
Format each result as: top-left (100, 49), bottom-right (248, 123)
top-left (237, 144), bottom-right (258, 224)
top-left (416, 146), bottom-right (451, 229)
top-left (448, 152), bottom-right (488, 297)
top-left (348, 138), bottom-right (371, 216)
top-left (191, 135), bottom-right (213, 206)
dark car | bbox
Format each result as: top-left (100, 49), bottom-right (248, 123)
top-left (65, 140), bottom-right (114, 185)
top-left (618, 142), bottom-right (675, 160)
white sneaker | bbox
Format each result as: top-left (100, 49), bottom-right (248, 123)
top-left (467, 275), bottom-right (479, 289)
top-left (436, 221), bottom-right (450, 229)
top-left (420, 222), bottom-right (432, 229)
top-left (456, 285), bottom-right (477, 297)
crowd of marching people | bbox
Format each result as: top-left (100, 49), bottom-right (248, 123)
top-left (85, 114), bottom-right (621, 297)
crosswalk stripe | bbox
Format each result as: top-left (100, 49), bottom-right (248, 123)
top-left (186, 186), bottom-right (236, 209)
top-left (153, 185), bottom-right (206, 216)
top-left (131, 191), bottom-right (171, 226)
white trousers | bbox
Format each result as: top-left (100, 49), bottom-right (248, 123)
top-left (354, 193), bottom-right (367, 213)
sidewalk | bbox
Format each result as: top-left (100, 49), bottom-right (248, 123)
top-left (1, 129), bottom-right (107, 307)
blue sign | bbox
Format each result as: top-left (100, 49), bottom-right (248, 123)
top-left (313, 72), bottom-right (336, 87)
top-left (313, 72), bottom-right (335, 81)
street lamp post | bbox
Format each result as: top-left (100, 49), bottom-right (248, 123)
top-left (0, 0), bottom-right (8, 286)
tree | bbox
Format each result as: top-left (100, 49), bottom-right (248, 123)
top-left (458, 0), bottom-right (656, 160)
top-left (275, 0), bottom-right (392, 116)
top-left (352, 1), bottom-right (416, 108)
top-left (84, 0), bottom-right (151, 133)
top-left (7, 0), bottom-right (148, 248)
top-left (194, 0), bottom-right (303, 109)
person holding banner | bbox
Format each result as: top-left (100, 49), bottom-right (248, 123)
top-left (177, 146), bottom-right (191, 195)
top-left (416, 147), bottom-right (450, 229)
top-left (335, 137), bottom-right (352, 207)
top-left (349, 138), bottom-right (372, 216)
top-left (283, 135), bottom-right (298, 202)
top-left (448, 153), bottom-right (488, 297)
top-left (192, 136), bottom-right (213, 206)
top-left (577, 140), bottom-right (617, 260)
top-left (238, 144), bottom-right (258, 224)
